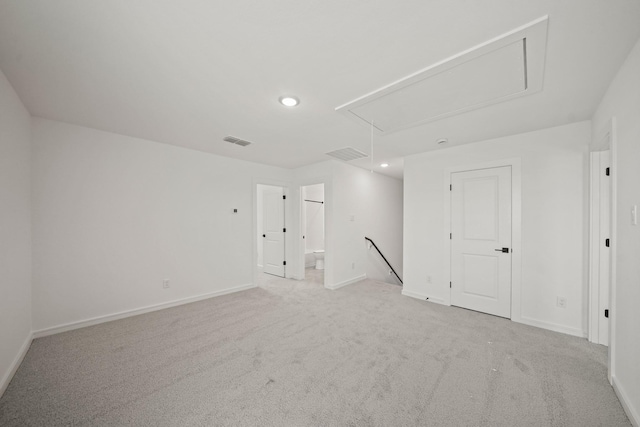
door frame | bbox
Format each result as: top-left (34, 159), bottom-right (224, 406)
top-left (443, 158), bottom-right (522, 322)
top-left (588, 150), bottom-right (610, 346)
top-left (589, 118), bottom-right (617, 383)
top-left (295, 176), bottom-right (331, 288)
top-left (252, 178), bottom-right (293, 284)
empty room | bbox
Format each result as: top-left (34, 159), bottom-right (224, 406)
top-left (1, 1), bottom-right (639, 425)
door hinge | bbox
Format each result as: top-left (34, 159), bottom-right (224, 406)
top-left (283, 261), bottom-right (287, 266)
top-left (605, 238), bottom-right (610, 247)
top-left (450, 184), bottom-right (452, 191)
top-left (283, 228), bottom-right (286, 233)
top-left (450, 233), bottom-right (452, 239)
top-left (450, 282), bottom-right (452, 288)
top-left (604, 309), bottom-right (609, 318)
top-left (283, 195), bottom-right (286, 200)
top-left (606, 167), bottom-right (610, 176)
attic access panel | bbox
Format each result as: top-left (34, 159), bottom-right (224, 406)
top-left (336, 16), bottom-right (548, 134)
top-left (350, 40), bottom-right (525, 132)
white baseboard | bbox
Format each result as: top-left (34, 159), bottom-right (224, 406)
top-left (0, 332), bottom-right (33, 398)
top-left (613, 375), bottom-right (640, 427)
top-left (401, 289), bottom-right (446, 305)
top-left (325, 274), bottom-right (366, 290)
top-left (400, 295), bottom-right (587, 338)
top-left (517, 316), bottom-right (586, 338)
top-left (33, 283), bottom-right (256, 338)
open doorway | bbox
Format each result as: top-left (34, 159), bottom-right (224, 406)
top-left (302, 184), bottom-right (325, 285)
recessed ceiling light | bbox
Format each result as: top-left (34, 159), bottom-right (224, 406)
top-left (436, 138), bottom-right (448, 145)
top-left (279, 96), bottom-right (299, 107)
top-left (380, 163), bottom-right (389, 168)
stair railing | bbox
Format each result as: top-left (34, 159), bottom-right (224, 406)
top-left (364, 237), bottom-right (403, 285)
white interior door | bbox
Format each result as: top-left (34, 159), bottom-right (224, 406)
top-left (598, 151), bottom-right (611, 345)
top-left (263, 187), bottom-right (285, 277)
top-left (589, 150), bottom-right (611, 346)
top-left (451, 166), bottom-right (512, 318)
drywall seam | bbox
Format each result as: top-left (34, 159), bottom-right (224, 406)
top-left (613, 375), bottom-right (639, 427)
top-left (0, 333), bottom-right (33, 398)
top-left (518, 315), bottom-right (586, 338)
top-left (32, 283), bottom-right (256, 338)
top-left (325, 274), bottom-right (366, 290)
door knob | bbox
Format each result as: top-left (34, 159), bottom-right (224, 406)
top-left (262, 234), bottom-right (266, 238)
top-left (494, 247), bottom-right (509, 253)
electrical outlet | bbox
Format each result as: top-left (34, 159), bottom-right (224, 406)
top-left (163, 279), bottom-right (170, 289)
top-left (557, 297), bottom-right (566, 308)
top-left (427, 275), bottom-right (432, 283)
top-left (351, 262), bottom-right (355, 269)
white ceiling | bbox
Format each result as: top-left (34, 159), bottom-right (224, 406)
top-left (1, 1), bottom-right (639, 179)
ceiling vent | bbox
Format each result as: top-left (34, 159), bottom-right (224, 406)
top-left (223, 135), bottom-right (252, 147)
top-left (336, 16), bottom-right (548, 134)
top-left (325, 147), bottom-right (369, 162)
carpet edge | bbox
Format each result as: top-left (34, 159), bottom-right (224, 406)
top-left (401, 289), bottom-right (446, 305)
top-left (32, 283), bottom-right (256, 339)
top-left (0, 332), bottom-right (33, 398)
top-left (325, 275), bottom-right (366, 290)
top-left (613, 375), bottom-right (640, 427)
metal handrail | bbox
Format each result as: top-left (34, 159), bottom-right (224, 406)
top-left (364, 237), bottom-right (403, 284)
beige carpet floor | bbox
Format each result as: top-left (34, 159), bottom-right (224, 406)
top-left (0, 271), bottom-right (630, 426)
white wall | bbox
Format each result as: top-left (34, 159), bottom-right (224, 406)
top-left (352, 166), bottom-right (403, 285)
top-left (31, 122), bottom-right (403, 331)
top-left (0, 69), bottom-right (32, 395)
top-left (32, 118), bottom-right (292, 332)
top-left (403, 122), bottom-right (590, 337)
top-left (592, 38), bottom-right (640, 424)
top-left (331, 162), bottom-right (404, 286)
top-left (294, 161), bottom-right (403, 288)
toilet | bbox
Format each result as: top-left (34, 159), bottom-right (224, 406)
top-left (313, 250), bottom-right (325, 270)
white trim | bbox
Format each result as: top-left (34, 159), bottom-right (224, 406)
top-left (443, 158), bottom-right (522, 320)
top-left (588, 152), bottom-right (601, 343)
top-left (325, 274), bottom-right (366, 290)
top-left (401, 289), bottom-right (446, 305)
top-left (0, 333), bottom-right (33, 398)
top-left (588, 148), bottom-right (611, 346)
top-left (517, 316), bottom-right (586, 338)
top-left (609, 117), bottom-right (618, 384)
top-left (32, 283), bottom-right (256, 338)
top-left (612, 376), bottom-right (640, 427)
top-left (589, 120), bottom-right (614, 347)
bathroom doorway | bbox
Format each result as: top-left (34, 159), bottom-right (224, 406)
top-left (302, 184), bottom-right (325, 285)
